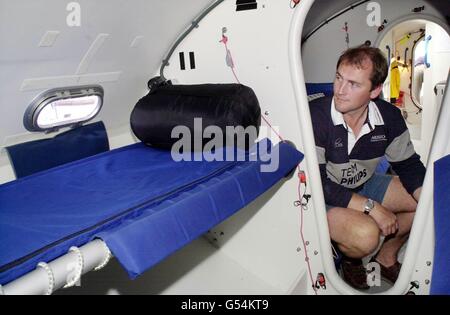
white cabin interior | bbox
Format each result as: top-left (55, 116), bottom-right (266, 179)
top-left (1, 0), bottom-right (449, 295)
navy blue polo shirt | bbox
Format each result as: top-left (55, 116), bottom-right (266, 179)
top-left (309, 96), bottom-right (426, 208)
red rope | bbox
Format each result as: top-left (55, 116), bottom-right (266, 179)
top-left (260, 115), bottom-right (285, 143)
top-left (220, 32), bottom-right (318, 294)
top-left (290, 0), bottom-right (301, 9)
top-left (297, 166), bottom-right (318, 295)
top-left (230, 66), bottom-right (241, 85)
top-left (220, 34), bottom-right (284, 142)
top-left (220, 35), bottom-right (241, 84)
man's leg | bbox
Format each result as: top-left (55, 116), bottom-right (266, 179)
top-left (327, 207), bottom-right (381, 289)
top-left (375, 177), bottom-right (417, 267)
top-left (327, 207), bottom-right (380, 259)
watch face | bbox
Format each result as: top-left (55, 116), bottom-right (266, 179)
top-left (364, 199), bottom-right (374, 213)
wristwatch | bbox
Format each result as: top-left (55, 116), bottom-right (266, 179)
top-left (364, 198), bottom-right (375, 215)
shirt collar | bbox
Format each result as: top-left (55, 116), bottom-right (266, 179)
top-left (331, 98), bottom-right (385, 128)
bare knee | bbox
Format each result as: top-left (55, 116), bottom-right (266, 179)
top-left (355, 222), bottom-right (380, 255)
top-left (340, 221), bottom-right (380, 258)
top-left (328, 207), bottom-right (381, 258)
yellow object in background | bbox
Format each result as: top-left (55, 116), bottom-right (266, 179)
top-left (390, 59), bottom-right (401, 99)
top-left (397, 34), bottom-right (411, 46)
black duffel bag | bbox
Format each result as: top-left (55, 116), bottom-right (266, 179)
top-left (130, 84), bottom-right (261, 151)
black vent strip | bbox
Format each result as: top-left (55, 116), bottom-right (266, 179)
top-left (179, 52), bottom-right (186, 70)
top-left (189, 52), bottom-right (196, 70)
top-left (236, 3), bottom-right (257, 11)
top-left (0, 160), bottom-right (240, 273)
top-left (236, 0), bottom-right (257, 11)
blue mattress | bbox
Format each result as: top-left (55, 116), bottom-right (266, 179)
top-left (306, 83), bottom-right (334, 97)
top-left (431, 154), bottom-right (450, 295)
top-left (0, 139), bottom-right (303, 284)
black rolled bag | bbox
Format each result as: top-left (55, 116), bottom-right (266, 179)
top-left (130, 84), bottom-right (261, 151)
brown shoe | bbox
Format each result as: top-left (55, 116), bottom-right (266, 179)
top-left (341, 256), bottom-right (370, 290)
top-left (369, 257), bottom-right (402, 284)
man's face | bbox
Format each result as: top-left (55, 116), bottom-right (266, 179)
top-left (333, 60), bottom-right (381, 115)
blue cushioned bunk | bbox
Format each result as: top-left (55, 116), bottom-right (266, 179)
top-left (431, 154), bottom-right (450, 295)
top-left (5, 121), bottom-right (109, 179)
top-left (306, 83), bottom-right (334, 97)
top-left (0, 139), bottom-right (303, 285)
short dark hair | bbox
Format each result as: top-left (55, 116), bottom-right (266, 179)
top-left (336, 46), bottom-right (388, 90)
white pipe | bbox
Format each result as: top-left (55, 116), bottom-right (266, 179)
top-left (373, 13), bottom-right (450, 49)
top-left (288, 0), bottom-right (448, 295)
top-left (2, 239), bottom-right (111, 295)
top-left (399, 73), bottom-right (450, 293)
top-left (289, 0), bottom-right (361, 295)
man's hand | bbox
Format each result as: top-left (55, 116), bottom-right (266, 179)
top-left (370, 203), bottom-right (398, 236)
top-left (348, 193), bottom-right (398, 236)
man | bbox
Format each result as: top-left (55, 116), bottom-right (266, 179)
top-left (309, 46), bottom-right (425, 290)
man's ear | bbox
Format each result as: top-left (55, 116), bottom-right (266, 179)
top-left (370, 84), bottom-right (383, 99)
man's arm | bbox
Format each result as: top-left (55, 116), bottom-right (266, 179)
top-left (347, 193), bottom-right (398, 236)
top-left (385, 106), bottom-right (426, 198)
top-left (318, 163), bottom-right (353, 207)
top-left (389, 154), bottom-right (425, 198)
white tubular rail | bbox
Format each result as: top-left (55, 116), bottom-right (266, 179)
top-left (288, 0), bottom-right (363, 295)
top-left (1, 239), bottom-right (112, 295)
top-left (289, 1), bottom-right (449, 295)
